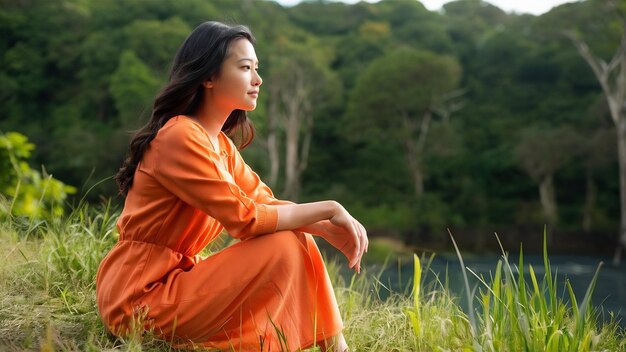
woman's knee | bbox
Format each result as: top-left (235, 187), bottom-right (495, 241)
top-left (262, 231), bottom-right (306, 268)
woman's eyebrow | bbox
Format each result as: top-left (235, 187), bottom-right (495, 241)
top-left (237, 58), bottom-right (259, 65)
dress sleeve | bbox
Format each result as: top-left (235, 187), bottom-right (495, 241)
top-left (152, 121), bottom-right (278, 240)
top-left (229, 138), bottom-right (295, 207)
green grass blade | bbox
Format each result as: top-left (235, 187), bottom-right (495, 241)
top-left (566, 279), bottom-right (579, 321)
top-left (406, 310), bottom-right (420, 337)
top-left (542, 227), bottom-right (558, 339)
top-left (576, 262), bottom-right (603, 339)
top-left (448, 229), bottom-right (482, 351)
top-left (413, 253), bottom-right (421, 309)
top-left (517, 244), bottom-right (529, 317)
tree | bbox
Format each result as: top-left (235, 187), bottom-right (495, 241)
top-left (377, 0), bottom-right (453, 53)
top-left (265, 35), bottom-right (340, 201)
top-left (443, 0), bottom-right (510, 62)
top-left (565, 0), bottom-right (626, 264)
top-left (581, 128), bottom-right (616, 231)
top-left (514, 126), bottom-right (581, 234)
top-left (109, 50), bottom-right (160, 129)
top-left (344, 48), bottom-right (461, 198)
top-left (122, 17), bottom-right (191, 73)
top-left (333, 20), bottom-right (393, 90)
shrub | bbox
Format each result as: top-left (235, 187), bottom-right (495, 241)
top-left (0, 131), bottom-right (75, 219)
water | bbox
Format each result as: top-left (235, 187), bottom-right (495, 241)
top-left (370, 253), bottom-right (626, 326)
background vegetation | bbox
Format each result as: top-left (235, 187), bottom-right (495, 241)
top-left (0, 0), bottom-right (621, 252)
top-left (2, 1), bottom-right (626, 350)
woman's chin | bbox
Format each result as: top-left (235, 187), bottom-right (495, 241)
top-left (243, 103), bottom-right (257, 111)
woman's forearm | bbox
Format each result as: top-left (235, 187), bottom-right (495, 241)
top-left (294, 220), bottom-right (331, 237)
top-left (275, 201), bottom-right (340, 232)
top-left (275, 202), bottom-right (367, 272)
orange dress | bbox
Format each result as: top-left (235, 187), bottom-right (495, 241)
top-left (96, 116), bottom-right (343, 351)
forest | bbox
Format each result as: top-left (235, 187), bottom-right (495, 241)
top-left (1, 0), bottom-right (622, 255)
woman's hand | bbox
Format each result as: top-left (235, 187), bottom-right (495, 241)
top-left (323, 206), bottom-right (368, 273)
top-left (274, 201), bottom-right (368, 272)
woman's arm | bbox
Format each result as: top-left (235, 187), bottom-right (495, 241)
top-left (275, 201), bottom-right (339, 231)
top-left (275, 201), bottom-right (368, 272)
top-left (228, 137), bottom-right (368, 271)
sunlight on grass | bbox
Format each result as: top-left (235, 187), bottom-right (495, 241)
top-left (0, 203), bottom-right (624, 351)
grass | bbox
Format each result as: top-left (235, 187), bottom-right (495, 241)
top-left (1, 203), bottom-right (625, 351)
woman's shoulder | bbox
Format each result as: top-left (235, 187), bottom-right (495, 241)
top-left (159, 115), bottom-right (204, 138)
top-left (154, 115), bottom-right (234, 156)
top-left (150, 116), bottom-right (215, 156)
top-left (155, 116), bottom-right (212, 147)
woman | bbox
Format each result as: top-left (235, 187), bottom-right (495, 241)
top-left (96, 21), bottom-right (367, 352)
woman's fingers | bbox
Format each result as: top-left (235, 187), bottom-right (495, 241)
top-left (346, 219), bottom-right (359, 268)
top-left (356, 221), bottom-right (368, 273)
top-left (348, 219), bottom-right (367, 273)
top-left (349, 221), bottom-right (360, 268)
top-left (326, 206), bottom-right (367, 273)
top-left (360, 222), bottom-right (368, 255)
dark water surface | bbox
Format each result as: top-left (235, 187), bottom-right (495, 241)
top-left (366, 253), bottom-right (626, 326)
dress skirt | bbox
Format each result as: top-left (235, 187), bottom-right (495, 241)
top-left (96, 231), bottom-right (343, 351)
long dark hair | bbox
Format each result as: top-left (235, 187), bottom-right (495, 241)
top-left (116, 21), bottom-right (256, 196)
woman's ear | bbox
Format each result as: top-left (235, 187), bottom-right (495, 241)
top-left (202, 80), bottom-right (213, 89)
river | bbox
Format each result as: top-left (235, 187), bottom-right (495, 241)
top-left (367, 252), bottom-right (626, 327)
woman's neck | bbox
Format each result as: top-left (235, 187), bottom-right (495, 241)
top-left (192, 97), bottom-right (232, 151)
top-left (193, 105), bottom-right (229, 138)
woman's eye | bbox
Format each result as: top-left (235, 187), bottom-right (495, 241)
top-left (242, 65), bottom-right (251, 70)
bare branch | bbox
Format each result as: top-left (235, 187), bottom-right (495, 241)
top-left (433, 89), bottom-right (466, 124)
top-left (563, 31), bottom-right (611, 92)
top-left (416, 110), bottom-right (432, 154)
top-left (608, 43), bottom-right (624, 72)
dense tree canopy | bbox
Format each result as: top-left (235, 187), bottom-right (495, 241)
top-left (0, 0), bottom-right (621, 250)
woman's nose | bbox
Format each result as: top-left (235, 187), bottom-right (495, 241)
top-left (253, 71), bottom-right (262, 86)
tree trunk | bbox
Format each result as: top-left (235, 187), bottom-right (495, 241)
top-left (298, 100), bottom-right (313, 177)
top-left (615, 117), bottom-right (626, 265)
top-left (283, 109), bottom-right (300, 201)
top-left (281, 70), bottom-right (309, 201)
top-left (267, 100), bottom-right (280, 188)
top-left (401, 111), bottom-right (430, 197)
top-left (567, 26), bottom-right (626, 265)
top-left (404, 138), bottom-right (424, 197)
top-left (582, 168), bottom-right (596, 232)
top-left (612, 32), bottom-right (626, 265)
top-left (539, 173), bottom-right (558, 243)
top-left (282, 108), bottom-right (313, 201)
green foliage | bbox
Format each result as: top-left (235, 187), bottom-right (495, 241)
top-left (0, 0), bottom-right (622, 236)
top-left (346, 48), bottom-right (461, 139)
top-left (0, 132), bottom-right (75, 219)
top-left (122, 17), bottom-right (191, 72)
top-left (515, 126), bottom-right (583, 182)
top-left (350, 202), bottom-right (416, 233)
top-left (109, 50), bottom-right (161, 128)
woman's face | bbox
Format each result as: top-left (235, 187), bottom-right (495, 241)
top-left (208, 38), bottom-right (262, 112)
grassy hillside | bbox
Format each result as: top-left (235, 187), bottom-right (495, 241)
top-left (0, 204), bottom-right (624, 351)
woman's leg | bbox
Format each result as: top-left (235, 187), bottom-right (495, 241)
top-left (141, 231), bottom-right (343, 350)
top-left (319, 332), bottom-right (348, 352)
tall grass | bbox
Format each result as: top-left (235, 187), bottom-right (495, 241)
top-left (1, 204), bottom-right (625, 351)
top-left (0, 201), bottom-right (118, 351)
top-left (404, 230), bottom-right (626, 351)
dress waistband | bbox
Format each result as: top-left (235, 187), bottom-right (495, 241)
top-left (116, 239), bottom-right (197, 259)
